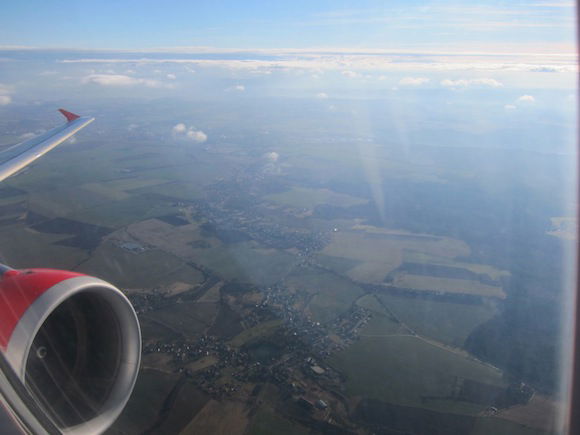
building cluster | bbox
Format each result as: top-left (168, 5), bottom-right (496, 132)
top-left (171, 174), bottom-right (330, 255)
top-left (329, 306), bottom-right (372, 345)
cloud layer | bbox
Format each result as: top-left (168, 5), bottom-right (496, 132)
top-left (399, 77), bottom-right (430, 86)
top-left (440, 78), bottom-right (503, 89)
top-left (82, 73), bottom-right (170, 88)
top-left (61, 48), bottom-right (577, 76)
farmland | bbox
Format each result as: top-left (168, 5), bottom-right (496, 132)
top-left (0, 97), bottom-right (565, 435)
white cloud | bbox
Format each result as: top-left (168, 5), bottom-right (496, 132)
top-left (127, 123), bottom-right (139, 131)
top-left (82, 73), bottom-right (169, 88)
top-left (250, 69), bottom-right (272, 75)
top-left (440, 78), bottom-right (503, 89)
top-left (0, 83), bottom-right (12, 105)
top-left (166, 73), bottom-right (176, 80)
top-left (172, 123), bottom-right (207, 143)
top-left (264, 151), bottom-right (279, 162)
top-left (517, 94), bottom-right (535, 103)
top-left (186, 130), bottom-right (207, 142)
top-left (172, 123), bottom-right (187, 134)
top-left (399, 77), bottom-right (429, 86)
top-left (342, 70), bottom-right (360, 78)
top-left (225, 84), bottom-right (245, 92)
top-left (504, 95), bottom-right (535, 110)
top-left (315, 92), bottom-right (328, 99)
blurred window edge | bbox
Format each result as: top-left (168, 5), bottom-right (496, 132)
top-left (0, 351), bottom-right (56, 434)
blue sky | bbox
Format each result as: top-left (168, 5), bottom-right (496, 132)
top-left (0, 0), bottom-right (576, 111)
top-left (0, 0), bottom-right (575, 51)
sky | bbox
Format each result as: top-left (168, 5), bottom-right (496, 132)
top-left (0, 0), bottom-right (576, 51)
top-left (0, 0), bottom-right (576, 118)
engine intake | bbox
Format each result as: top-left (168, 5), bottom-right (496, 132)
top-left (0, 269), bottom-right (141, 434)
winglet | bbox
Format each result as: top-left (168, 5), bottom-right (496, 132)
top-left (58, 109), bottom-right (80, 122)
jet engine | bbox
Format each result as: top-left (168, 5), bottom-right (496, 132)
top-left (0, 267), bottom-right (141, 434)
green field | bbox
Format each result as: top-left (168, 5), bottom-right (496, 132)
top-left (355, 295), bottom-right (408, 336)
top-left (155, 380), bottom-right (209, 434)
top-left (285, 266), bottom-right (363, 323)
top-left (139, 316), bottom-right (181, 343)
top-left (392, 274), bottom-right (506, 298)
top-left (190, 242), bottom-right (299, 286)
top-left (129, 180), bottom-right (204, 201)
top-left (471, 417), bottom-right (553, 435)
top-left (134, 157), bottom-right (237, 187)
top-left (403, 251), bottom-right (509, 281)
top-left (26, 186), bottom-right (113, 218)
top-left (145, 301), bottom-right (218, 337)
top-left (77, 241), bottom-right (204, 289)
top-left (329, 335), bottom-right (504, 412)
top-left (229, 320), bottom-right (283, 347)
top-left (264, 186), bottom-right (367, 209)
top-left (68, 195), bottom-right (178, 228)
top-left (361, 312), bottom-right (408, 336)
top-left (248, 408), bottom-right (311, 435)
top-left (0, 224), bottom-right (88, 270)
top-left (378, 293), bottom-right (498, 347)
top-left (313, 253), bottom-right (360, 275)
top-left (109, 368), bottom-right (179, 435)
top-left (82, 177), bottom-right (170, 200)
top-left (321, 228), bottom-right (470, 284)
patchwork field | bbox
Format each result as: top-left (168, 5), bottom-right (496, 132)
top-left (321, 226), bottom-right (470, 284)
top-left (0, 99), bottom-right (561, 435)
top-left (329, 335), bottom-right (505, 412)
top-left (391, 274), bottom-right (506, 298)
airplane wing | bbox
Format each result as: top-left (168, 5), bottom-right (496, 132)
top-left (0, 109), bottom-right (94, 183)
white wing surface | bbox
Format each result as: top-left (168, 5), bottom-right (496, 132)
top-left (0, 109), bottom-right (94, 182)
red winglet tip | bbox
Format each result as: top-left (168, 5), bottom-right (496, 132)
top-left (58, 108), bottom-right (80, 122)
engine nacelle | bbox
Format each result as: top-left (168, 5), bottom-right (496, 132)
top-left (0, 268), bottom-right (141, 434)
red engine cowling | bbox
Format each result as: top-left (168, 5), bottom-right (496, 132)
top-left (0, 267), bottom-right (141, 434)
